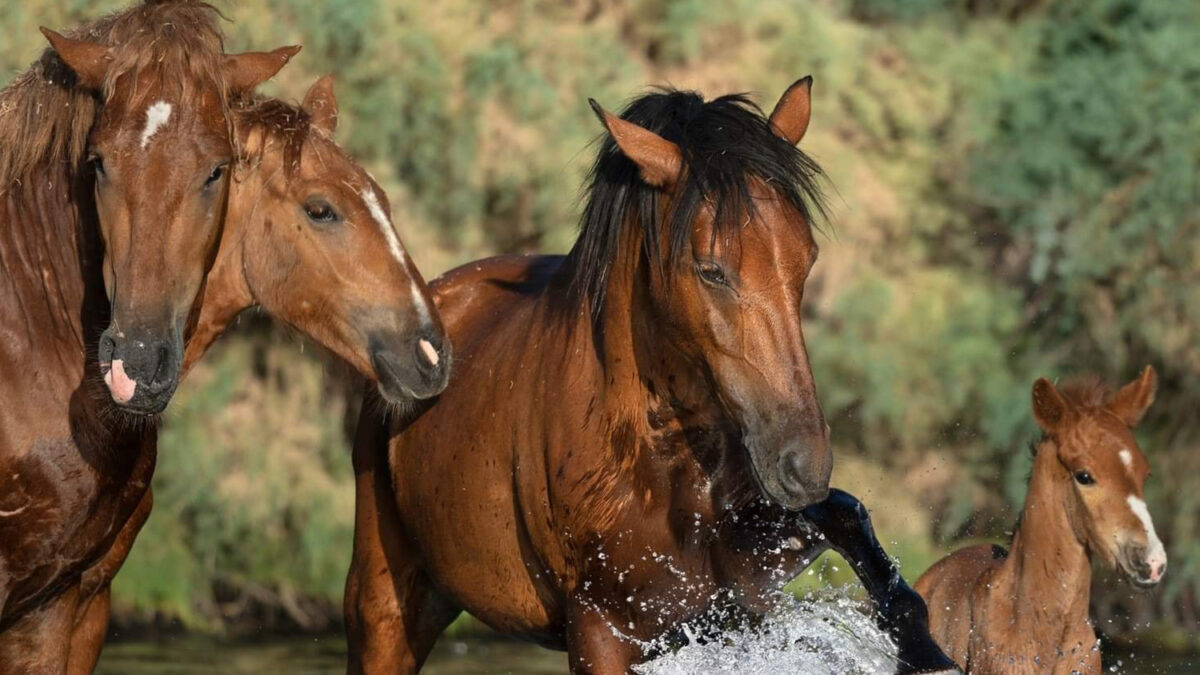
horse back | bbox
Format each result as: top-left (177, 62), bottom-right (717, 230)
top-left (431, 254), bottom-right (564, 330)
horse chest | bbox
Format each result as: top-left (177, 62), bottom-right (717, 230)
top-left (0, 426), bottom-right (153, 619)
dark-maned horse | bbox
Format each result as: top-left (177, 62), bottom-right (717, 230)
top-left (13, 73), bottom-right (451, 673)
top-left (916, 368), bottom-right (1164, 674)
top-left (345, 80), bottom-right (956, 674)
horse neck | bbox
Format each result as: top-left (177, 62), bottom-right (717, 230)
top-left (0, 160), bottom-right (104, 360)
top-left (589, 225), bottom-right (679, 417)
top-left (999, 443), bottom-right (1093, 631)
top-left (181, 168), bottom-right (258, 374)
top-left (585, 224), bottom-right (735, 487)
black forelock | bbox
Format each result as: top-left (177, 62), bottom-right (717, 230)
top-left (563, 87), bottom-right (828, 319)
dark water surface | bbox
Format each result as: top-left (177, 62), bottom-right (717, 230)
top-left (96, 634), bottom-right (1195, 674)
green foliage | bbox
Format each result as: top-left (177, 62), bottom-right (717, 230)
top-left (112, 335), bottom-right (352, 629)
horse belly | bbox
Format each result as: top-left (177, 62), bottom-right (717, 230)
top-left (391, 422), bottom-right (564, 640)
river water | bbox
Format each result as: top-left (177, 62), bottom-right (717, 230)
top-left (98, 593), bottom-right (1197, 675)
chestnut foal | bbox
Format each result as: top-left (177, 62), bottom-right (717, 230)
top-left (915, 367), bottom-right (1166, 673)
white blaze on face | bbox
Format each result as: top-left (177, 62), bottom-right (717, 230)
top-left (1119, 449), bottom-right (1133, 471)
top-left (1127, 495), bottom-right (1167, 580)
top-left (360, 188), bottom-right (432, 326)
top-left (140, 101), bottom-right (173, 149)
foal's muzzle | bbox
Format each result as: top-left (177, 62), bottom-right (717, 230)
top-left (98, 326), bottom-right (183, 414)
top-left (369, 329), bottom-right (452, 403)
top-left (1120, 543), bottom-right (1167, 589)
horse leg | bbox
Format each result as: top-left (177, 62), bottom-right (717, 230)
top-left (0, 583), bottom-right (81, 674)
top-left (345, 406), bottom-right (460, 675)
top-left (66, 489), bottom-right (153, 675)
top-left (801, 488), bottom-right (959, 674)
top-left (565, 597), bottom-right (643, 675)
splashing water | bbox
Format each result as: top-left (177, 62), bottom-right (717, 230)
top-left (633, 589), bottom-right (898, 675)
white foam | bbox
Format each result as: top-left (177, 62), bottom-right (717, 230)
top-left (634, 590), bottom-right (899, 675)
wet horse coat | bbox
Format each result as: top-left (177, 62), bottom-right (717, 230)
top-left (0, 4), bottom-right (446, 670)
top-left (346, 83), bottom-right (956, 674)
top-left (0, 3), bottom-right (301, 670)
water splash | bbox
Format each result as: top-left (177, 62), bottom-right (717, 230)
top-left (633, 589), bottom-right (898, 675)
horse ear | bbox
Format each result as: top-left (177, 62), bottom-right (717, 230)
top-left (301, 75), bottom-right (339, 135)
top-left (588, 99), bottom-right (682, 189)
top-left (41, 27), bottom-right (111, 90)
top-left (224, 45), bottom-right (301, 95)
top-left (768, 76), bottom-right (813, 146)
top-left (1108, 365), bottom-right (1157, 427)
top-left (1032, 378), bottom-right (1070, 433)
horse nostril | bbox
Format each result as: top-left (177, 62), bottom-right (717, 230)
top-left (777, 451), bottom-right (809, 496)
top-left (151, 344), bottom-right (171, 386)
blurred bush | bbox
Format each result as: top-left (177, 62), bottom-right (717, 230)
top-left (2, 0), bottom-right (1196, 648)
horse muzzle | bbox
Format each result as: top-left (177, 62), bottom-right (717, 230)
top-left (369, 330), bottom-right (452, 403)
top-left (746, 436), bottom-right (832, 511)
top-left (1119, 542), bottom-right (1167, 589)
top-left (98, 326), bottom-right (183, 414)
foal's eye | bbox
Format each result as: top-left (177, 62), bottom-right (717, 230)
top-left (696, 261), bottom-right (728, 287)
top-left (303, 198), bottom-right (340, 225)
top-left (89, 154), bottom-right (105, 177)
top-left (1074, 470), bottom-right (1095, 486)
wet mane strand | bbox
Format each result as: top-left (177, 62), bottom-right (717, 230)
top-left (0, 0), bottom-right (228, 189)
top-left (563, 87), bottom-right (828, 319)
top-left (232, 97), bottom-right (314, 181)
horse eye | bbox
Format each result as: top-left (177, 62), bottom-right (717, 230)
top-left (204, 163), bottom-right (227, 187)
top-left (1074, 470), bottom-right (1095, 486)
top-left (303, 198), bottom-right (340, 225)
top-left (697, 261), bottom-right (728, 287)
top-left (89, 154), bottom-right (105, 176)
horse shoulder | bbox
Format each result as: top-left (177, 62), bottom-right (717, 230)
top-left (915, 543), bottom-right (1006, 668)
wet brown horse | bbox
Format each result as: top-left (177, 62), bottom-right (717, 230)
top-left (63, 78), bottom-right (452, 674)
top-left (0, 3), bottom-right (444, 670)
top-left (916, 368), bottom-right (1164, 673)
top-left (346, 81), bottom-right (956, 674)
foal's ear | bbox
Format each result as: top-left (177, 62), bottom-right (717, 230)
top-left (41, 27), bottom-right (111, 90)
top-left (1108, 365), bottom-right (1157, 427)
top-left (588, 99), bottom-right (682, 189)
top-left (768, 76), bottom-right (813, 146)
top-left (1032, 377), bottom-right (1070, 433)
top-left (302, 75), bottom-right (339, 135)
top-left (224, 45), bottom-right (302, 95)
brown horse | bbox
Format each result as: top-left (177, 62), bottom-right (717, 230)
top-left (915, 368), bottom-right (1165, 673)
top-left (0, 2), bottom-right (296, 669)
top-left (60, 77), bottom-right (452, 674)
top-left (0, 2), bottom-right (442, 670)
top-left (345, 81), bottom-right (956, 674)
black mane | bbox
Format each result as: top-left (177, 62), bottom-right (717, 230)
top-left (563, 88), bottom-right (828, 317)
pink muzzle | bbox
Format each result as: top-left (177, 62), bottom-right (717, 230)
top-left (103, 359), bottom-right (137, 404)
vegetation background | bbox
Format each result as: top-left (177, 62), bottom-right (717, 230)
top-left (2, 0), bottom-right (1197, 656)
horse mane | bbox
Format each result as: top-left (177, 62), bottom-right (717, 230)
top-left (232, 96), bottom-right (314, 181)
top-left (0, 0), bottom-right (228, 190)
top-left (1057, 375), bottom-right (1112, 409)
top-left (563, 87), bottom-right (828, 318)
